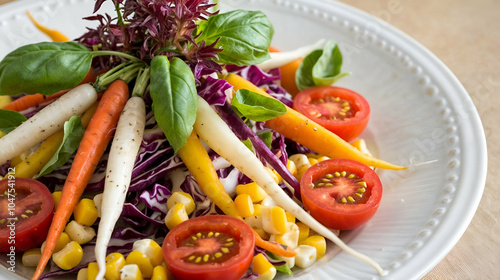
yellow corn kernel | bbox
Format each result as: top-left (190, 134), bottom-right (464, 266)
top-left (300, 235), bottom-right (326, 259)
top-left (74, 198), bottom-right (99, 226)
top-left (105, 252), bottom-right (126, 280)
top-left (52, 241), bottom-right (83, 270)
top-left (260, 196), bottom-right (277, 208)
top-left (132, 239), bottom-right (164, 267)
top-left (234, 194), bottom-right (255, 218)
top-left (296, 165), bottom-right (310, 181)
top-left (307, 157), bottom-right (319, 166)
top-left (288, 154), bottom-right (310, 170)
top-left (253, 204), bottom-right (262, 216)
top-left (285, 212), bottom-right (295, 223)
top-left (244, 215), bottom-right (263, 230)
top-left (286, 159), bottom-right (297, 177)
top-left (87, 262), bottom-right (99, 280)
top-left (252, 253), bottom-right (276, 280)
top-left (77, 268), bottom-right (88, 280)
top-left (120, 264), bottom-right (144, 280)
top-left (236, 182), bottom-right (268, 203)
top-left (262, 206), bottom-right (287, 235)
top-left (164, 203), bottom-right (188, 230)
top-left (316, 155), bottom-right (330, 162)
top-left (126, 250), bottom-right (154, 278)
top-left (151, 265), bottom-right (170, 280)
top-left (65, 220), bottom-right (96, 245)
top-left (265, 167), bottom-right (282, 184)
top-left (93, 193), bottom-right (103, 218)
top-left (296, 222), bottom-right (310, 243)
top-left (41, 232), bottom-right (71, 254)
top-left (52, 191), bottom-right (62, 211)
top-left (22, 248), bottom-right (41, 267)
top-left (269, 222), bottom-right (299, 249)
top-left (0, 96), bottom-right (12, 108)
top-left (167, 192), bottom-right (195, 215)
top-left (294, 245), bottom-right (317, 269)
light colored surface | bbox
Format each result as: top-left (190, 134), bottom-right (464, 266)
top-left (0, 0), bottom-right (495, 279)
top-left (337, 2), bottom-right (499, 279)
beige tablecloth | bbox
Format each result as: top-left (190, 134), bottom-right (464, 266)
top-left (1, 0), bottom-right (498, 279)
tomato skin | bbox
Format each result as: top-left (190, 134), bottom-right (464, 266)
top-left (0, 178), bottom-right (54, 252)
top-left (300, 159), bottom-right (382, 230)
top-left (162, 215), bottom-right (255, 280)
top-left (293, 86), bottom-right (370, 142)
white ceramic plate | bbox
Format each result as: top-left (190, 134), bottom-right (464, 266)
top-left (0, 0), bottom-right (487, 279)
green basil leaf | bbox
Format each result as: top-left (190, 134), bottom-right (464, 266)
top-left (150, 56), bottom-right (197, 152)
top-left (257, 130), bottom-right (273, 149)
top-left (231, 89), bottom-right (286, 122)
top-left (0, 109), bottom-right (27, 133)
top-left (196, 9), bottom-right (274, 66)
top-left (265, 251), bottom-right (293, 276)
top-left (0, 42), bottom-right (92, 96)
top-left (295, 49), bottom-right (322, 91)
top-left (37, 116), bottom-right (84, 178)
top-left (295, 40), bottom-right (350, 91)
top-left (241, 138), bottom-right (254, 152)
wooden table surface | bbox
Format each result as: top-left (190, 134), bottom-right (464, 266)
top-left (1, 0), bottom-right (498, 279)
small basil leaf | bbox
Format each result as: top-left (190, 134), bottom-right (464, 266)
top-left (0, 109), bottom-right (27, 133)
top-left (257, 130), bottom-right (273, 149)
top-left (0, 42), bottom-right (92, 96)
top-left (241, 138), bottom-right (254, 152)
top-left (231, 89), bottom-right (286, 122)
top-left (312, 40), bottom-right (351, 85)
top-left (196, 9), bottom-right (274, 66)
top-left (37, 116), bottom-right (84, 178)
top-left (295, 40), bottom-right (350, 91)
top-left (295, 49), bottom-right (322, 91)
top-left (150, 56), bottom-right (197, 152)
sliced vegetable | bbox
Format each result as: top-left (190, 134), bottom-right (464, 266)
top-left (193, 96), bottom-right (384, 275)
top-left (162, 215), bottom-right (255, 280)
top-left (293, 86), bottom-right (370, 142)
top-left (224, 73), bottom-right (406, 170)
top-left (33, 80), bottom-right (129, 280)
top-left (0, 178), bottom-right (54, 252)
top-left (0, 84), bottom-right (98, 165)
top-left (300, 159), bottom-right (383, 230)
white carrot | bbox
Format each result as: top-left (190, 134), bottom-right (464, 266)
top-left (94, 96), bottom-right (146, 280)
top-left (0, 84), bottom-right (97, 165)
top-left (257, 39), bottom-right (327, 71)
top-left (194, 96), bottom-right (385, 276)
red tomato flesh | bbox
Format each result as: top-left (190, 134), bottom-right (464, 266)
top-left (162, 215), bottom-right (255, 280)
top-left (293, 86), bottom-right (370, 142)
top-left (300, 159), bottom-right (382, 230)
top-left (0, 177), bottom-right (54, 252)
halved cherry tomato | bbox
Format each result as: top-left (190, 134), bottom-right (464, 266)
top-left (162, 215), bottom-right (255, 280)
top-left (293, 85), bottom-right (370, 142)
top-left (300, 159), bottom-right (382, 230)
top-left (0, 177), bottom-right (54, 252)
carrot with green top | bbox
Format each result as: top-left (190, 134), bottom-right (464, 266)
top-left (177, 130), bottom-right (240, 217)
top-left (224, 73), bottom-right (406, 171)
top-left (32, 80), bottom-right (129, 280)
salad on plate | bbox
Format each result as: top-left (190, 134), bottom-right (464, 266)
top-left (0, 0), bottom-right (407, 279)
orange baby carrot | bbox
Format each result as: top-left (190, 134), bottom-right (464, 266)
top-left (32, 80), bottom-right (129, 280)
top-left (253, 230), bottom-right (296, 258)
top-left (224, 73), bottom-right (406, 171)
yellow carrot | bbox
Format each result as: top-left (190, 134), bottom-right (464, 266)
top-left (26, 11), bottom-right (69, 42)
top-left (177, 131), bottom-right (240, 217)
top-left (224, 73), bottom-right (406, 171)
